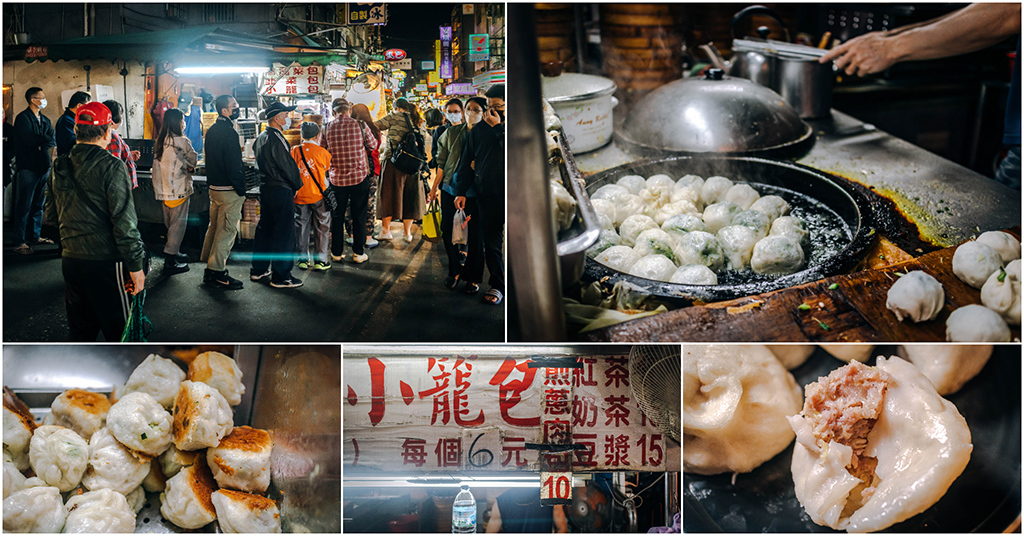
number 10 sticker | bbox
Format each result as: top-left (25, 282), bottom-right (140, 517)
top-left (539, 472), bottom-right (572, 505)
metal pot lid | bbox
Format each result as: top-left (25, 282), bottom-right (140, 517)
top-left (617, 69), bottom-right (812, 154)
top-left (542, 72), bottom-right (617, 103)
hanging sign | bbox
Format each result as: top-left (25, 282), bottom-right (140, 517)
top-left (346, 3), bottom-right (387, 26)
top-left (343, 356), bottom-right (668, 474)
top-left (384, 49), bottom-right (406, 61)
top-left (393, 58), bottom-right (412, 70)
top-left (445, 83), bottom-right (476, 95)
top-left (421, 61), bottom-right (436, 71)
top-left (469, 34), bottom-right (490, 62)
top-left (263, 63), bottom-right (324, 96)
top-left (440, 27), bottom-right (453, 79)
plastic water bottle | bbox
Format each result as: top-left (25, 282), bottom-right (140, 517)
top-left (452, 484), bottom-right (476, 533)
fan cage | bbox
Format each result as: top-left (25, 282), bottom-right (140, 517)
top-left (628, 345), bottom-right (681, 443)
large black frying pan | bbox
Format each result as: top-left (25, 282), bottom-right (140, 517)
top-left (584, 156), bottom-right (877, 303)
top-left (683, 347), bottom-right (1021, 532)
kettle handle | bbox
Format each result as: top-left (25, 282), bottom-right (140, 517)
top-left (730, 5), bottom-right (791, 42)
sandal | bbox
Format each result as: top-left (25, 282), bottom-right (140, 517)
top-left (444, 276), bottom-right (459, 290)
top-left (463, 282), bottom-right (480, 295)
top-left (483, 288), bottom-right (504, 305)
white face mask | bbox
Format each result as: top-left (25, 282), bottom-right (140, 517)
top-left (466, 110), bottom-right (483, 126)
top-left (445, 112), bottom-right (463, 124)
top-left (38, 99), bottom-right (47, 110)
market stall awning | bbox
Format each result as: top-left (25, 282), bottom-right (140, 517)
top-left (7, 25), bottom-right (347, 67)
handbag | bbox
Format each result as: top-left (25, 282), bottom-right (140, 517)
top-left (422, 198), bottom-right (442, 243)
top-left (298, 145), bottom-right (338, 212)
top-left (389, 113), bottom-right (427, 175)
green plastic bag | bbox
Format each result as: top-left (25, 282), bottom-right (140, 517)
top-left (121, 291), bottom-right (153, 342)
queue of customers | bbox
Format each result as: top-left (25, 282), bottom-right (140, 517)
top-left (8, 85), bottom-right (505, 338)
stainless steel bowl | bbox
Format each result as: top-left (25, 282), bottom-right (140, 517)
top-left (615, 70), bottom-right (812, 156)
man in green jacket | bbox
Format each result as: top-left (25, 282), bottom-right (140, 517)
top-left (46, 101), bottom-right (147, 341)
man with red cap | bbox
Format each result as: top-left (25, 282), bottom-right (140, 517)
top-left (46, 101), bottom-right (147, 341)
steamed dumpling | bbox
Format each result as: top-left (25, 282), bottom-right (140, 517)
top-left (669, 264), bottom-right (718, 285)
top-left (618, 214), bottom-right (659, 247)
top-left (594, 245), bottom-right (641, 273)
top-left (29, 425), bottom-right (88, 492)
top-left (188, 352), bottom-right (245, 407)
top-left (42, 390), bottom-right (111, 441)
top-left (952, 241), bottom-right (1002, 289)
top-left (651, 200), bottom-right (700, 225)
top-left (125, 486), bottom-right (146, 515)
top-left (64, 489), bottom-right (136, 533)
top-left (645, 174), bottom-right (676, 203)
top-left (616, 174), bottom-right (647, 195)
top-left (684, 345), bottom-right (803, 475)
top-left (980, 259), bottom-right (1020, 325)
top-left (160, 442), bottom-right (199, 479)
top-left (107, 391), bottom-right (173, 456)
top-left (590, 198), bottom-right (616, 226)
top-left (172, 381), bottom-right (233, 451)
top-left (770, 215), bottom-right (811, 249)
top-left (3, 390), bottom-right (37, 471)
top-left (632, 229), bottom-right (680, 264)
top-left (676, 174), bottom-right (704, 194)
top-left (669, 186), bottom-right (702, 211)
top-left (550, 179), bottom-right (576, 232)
top-left (702, 201), bottom-right (741, 234)
top-left (767, 345), bottom-right (816, 369)
top-left (750, 235), bottom-right (805, 275)
top-left (976, 231), bottom-right (1021, 264)
top-left (661, 213), bottom-right (707, 243)
top-left (160, 459), bottom-right (218, 529)
top-left (3, 454), bottom-right (26, 498)
top-left (946, 304), bottom-right (1011, 342)
top-left (724, 183), bottom-right (760, 210)
top-left (207, 426), bottom-right (273, 493)
top-left (585, 228), bottom-right (622, 259)
top-left (700, 176), bottom-right (733, 205)
top-left (788, 357), bottom-right (972, 532)
top-left (820, 345), bottom-right (874, 363)
top-left (731, 209), bottom-right (771, 240)
top-left (717, 225), bottom-right (758, 271)
top-left (82, 428), bottom-right (151, 494)
top-left (211, 489), bottom-right (282, 533)
top-left (613, 194), bottom-right (644, 227)
top-left (140, 461), bottom-right (166, 493)
top-left (676, 231), bottom-right (725, 272)
top-left (591, 183), bottom-right (630, 202)
top-left (629, 255), bottom-right (677, 281)
top-left (885, 270), bottom-right (945, 322)
top-left (749, 195), bottom-right (790, 221)
top-left (3, 485), bottom-right (66, 532)
top-left (122, 354), bottom-right (186, 409)
top-left (897, 344), bottom-right (992, 395)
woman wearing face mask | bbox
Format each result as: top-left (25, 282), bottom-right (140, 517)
top-left (101, 100), bottom-right (139, 189)
top-left (152, 107), bottom-right (197, 275)
top-left (374, 98), bottom-right (426, 242)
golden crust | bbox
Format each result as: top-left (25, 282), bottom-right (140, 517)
top-left (188, 351), bottom-right (234, 384)
top-left (3, 386), bottom-right (37, 432)
top-left (216, 426), bottom-right (271, 453)
top-left (216, 488), bottom-right (278, 511)
top-left (187, 458), bottom-right (218, 515)
top-left (61, 389), bottom-right (112, 415)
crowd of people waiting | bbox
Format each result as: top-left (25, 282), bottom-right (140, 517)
top-left (5, 84), bottom-right (506, 340)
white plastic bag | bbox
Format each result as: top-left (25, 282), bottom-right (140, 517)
top-left (452, 209), bottom-right (469, 245)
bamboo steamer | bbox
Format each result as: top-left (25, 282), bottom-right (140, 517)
top-left (535, 3), bottom-right (576, 72)
top-left (599, 4), bottom-right (683, 91)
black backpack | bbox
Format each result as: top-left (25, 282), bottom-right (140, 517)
top-left (389, 113), bottom-right (427, 175)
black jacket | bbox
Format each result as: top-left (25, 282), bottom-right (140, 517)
top-left (253, 127), bottom-right (302, 192)
top-left (204, 115), bottom-right (247, 195)
top-left (56, 109), bottom-right (76, 157)
top-left (13, 108), bottom-right (56, 174)
top-left (46, 144), bottom-right (146, 272)
top-left (453, 122), bottom-right (504, 200)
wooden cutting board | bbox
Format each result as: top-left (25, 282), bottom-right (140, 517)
top-left (584, 229), bottom-right (1022, 342)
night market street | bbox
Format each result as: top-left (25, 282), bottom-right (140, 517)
top-left (3, 225), bottom-right (504, 341)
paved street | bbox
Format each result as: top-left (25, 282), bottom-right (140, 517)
top-left (3, 222), bottom-right (504, 342)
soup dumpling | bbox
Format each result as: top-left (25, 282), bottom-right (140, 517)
top-left (980, 259), bottom-right (1021, 325)
top-left (897, 344), bottom-right (992, 395)
top-left (702, 201), bottom-right (742, 235)
top-left (700, 176), bottom-right (733, 205)
top-left (676, 231), bottom-right (725, 272)
top-left (594, 245), bottom-right (641, 273)
top-left (669, 264), bottom-right (718, 285)
top-left (770, 216), bottom-right (811, 250)
top-left (952, 241), bottom-right (1002, 289)
top-left (661, 213), bottom-right (707, 243)
top-left (618, 214), bottom-right (659, 247)
top-left (724, 183), bottom-right (760, 210)
top-left (750, 235), bottom-right (805, 275)
top-left (885, 270), bottom-right (945, 323)
top-left (732, 210), bottom-right (771, 240)
top-left (976, 230), bottom-right (1021, 264)
top-left (749, 195), bottom-right (791, 222)
top-left (717, 225), bottom-right (759, 271)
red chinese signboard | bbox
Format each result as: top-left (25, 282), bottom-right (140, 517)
top-left (262, 63), bottom-right (324, 96)
top-left (384, 49), bottom-right (406, 61)
top-left (343, 356), bottom-right (667, 473)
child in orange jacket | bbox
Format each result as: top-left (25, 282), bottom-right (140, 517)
top-left (291, 122), bottom-right (333, 270)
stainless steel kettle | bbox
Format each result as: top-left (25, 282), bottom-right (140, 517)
top-left (699, 5), bottom-right (791, 88)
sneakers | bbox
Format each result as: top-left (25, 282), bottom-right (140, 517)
top-left (352, 253), bottom-right (368, 263)
top-left (331, 253), bottom-right (344, 262)
top-left (313, 261), bottom-right (331, 271)
top-left (270, 277), bottom-right (303, 288)
top-left (377, 231), bottom-right (394, 240)
top-left (164, 260), bottom-right (189, 275)
top-left (250, 268), bottom-right (272, 282)
top-left (204, 269), bottom-right (243, 290)
top-left (365, 237), bottom-right (379, 249)
top-left (404, 233), bottom-right (414, 243)
top-left (345, 235), bottom-right (354, 245)
top-left (297, 261), bottom-right (310, 270)
top-left (13, 244), bottom-right (32, 255)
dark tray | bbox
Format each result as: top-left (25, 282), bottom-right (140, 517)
top-left (683, 346), bottom-right (1021, 532)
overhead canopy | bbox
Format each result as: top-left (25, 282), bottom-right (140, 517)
top-left (8, 25), bottom-right (347, 67)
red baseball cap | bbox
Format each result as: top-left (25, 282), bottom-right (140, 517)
top-left (75, 102), bottom-right (112, 126)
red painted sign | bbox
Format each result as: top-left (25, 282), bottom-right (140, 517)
top-left (384, 49), bottom-right (407, 61)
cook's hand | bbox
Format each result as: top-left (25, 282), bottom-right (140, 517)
top-left (455, 196), bottom-right (467, 210)
top-left (127, 270), bottom-right (145, 295)
top-left (819, 32), bottom-right (899, 77)
top-left (130, 150), bottom-right (141, 161)
top-left (484, 109), bottom-right (501, 127)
